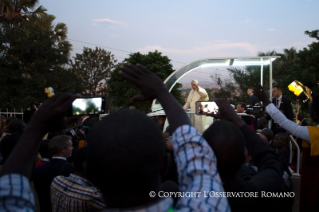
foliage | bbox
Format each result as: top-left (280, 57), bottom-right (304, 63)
top-left (107, 51), bottom-right (184, 112)
top-left (0, 0), bottom-right (79, 109)
top-left (207, 77), bottom-right (242, 105)
top-left (70, 47), bottom-right (117, 96)
top-left (226, 30), bottom-right (319, 114)
top-left (272, 31), bottom-right (319, 111)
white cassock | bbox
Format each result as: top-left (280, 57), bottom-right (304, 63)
top-left (183, 86), bottom-right (209, 133)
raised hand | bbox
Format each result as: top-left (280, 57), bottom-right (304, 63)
top-left (253, 84), bottom-right (271, 106)
top-left (29, 93), bottom-right (78, 133)
top-left (119, 63), bottom-right (166, 102)
top-left (208, 99), bottom-right (245, 127)
top-left (1, 93), bottom-right (78, 178)
top-left (119, 63), bottom-right (190, 131)
top-left (304, 86), bottom-right (313, 101)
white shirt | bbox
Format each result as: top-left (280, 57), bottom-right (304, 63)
top-left (275, 95), bottom-right (282, 109)
top-left (52, 156), bottom-right (67, 160)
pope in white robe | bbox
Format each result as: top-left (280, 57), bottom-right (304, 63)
top-left (183, 80), bottom-right (209, 133)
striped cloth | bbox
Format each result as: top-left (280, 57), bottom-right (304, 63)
top-left (51, 174), bottom-right (105, 212)
top-left (0, 174), bottom-right (35, 212)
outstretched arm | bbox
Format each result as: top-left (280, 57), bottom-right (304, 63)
top-left (253, 84), bottom-right (310, 143)
top-left (119, 64), bottom-right (190, 132)
top-left (0, 93), bottom-right (77, 212)
top-left (0, 93), bottom-right (77, 178)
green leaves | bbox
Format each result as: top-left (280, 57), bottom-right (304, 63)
top-left (70, 47), bottom-right (117, 97)
top-left (107, 50), bottom-right (183, 112)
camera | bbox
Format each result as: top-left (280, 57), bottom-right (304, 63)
top-left (246, 105), bottom-right (264, 119)
top-left (65, 123), bottom-right (90, 140)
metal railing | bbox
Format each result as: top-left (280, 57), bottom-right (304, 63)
top-left (289, 135), bottom-right (300, 176)
top-left (0, 108), bottom-right (24, 121)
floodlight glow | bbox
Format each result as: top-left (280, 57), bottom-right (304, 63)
top-left (199, 59), bottom-right (230, 68)
top-left (200, 63), bottom-right (228, 68)
top-left (233, 58), bottom-right (276, 66)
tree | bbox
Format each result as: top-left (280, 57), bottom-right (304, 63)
top-left (208, 77), bottom-right (242, 104)
top-left (70, 47), bottom-right (117, 96)
top-left (227, 51), bottom-right (279, 104)
top-left (0, 0), bottom-right (77, 109)
top-left (0, 0), bottom-right (48, 30)
top-left (273, 30), bottom-right (319, 111)
top-left (107, 51), bottom-right (184, 112)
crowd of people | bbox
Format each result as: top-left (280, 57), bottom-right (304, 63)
top-left (0, 63), bottom-right (318, 212)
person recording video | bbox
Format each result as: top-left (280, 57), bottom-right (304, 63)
top-left (24, 102), bottom-right (39, 124)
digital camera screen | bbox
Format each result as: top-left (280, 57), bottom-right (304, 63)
top-left (72, 98), bottom-right (103, 115)
top-left (196, 101), bottom-right (219, 115)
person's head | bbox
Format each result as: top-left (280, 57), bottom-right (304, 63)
top-left (297, 112), bottom-right (305, 121)
top-left (49, 135), bottom-right (73, 158)
top-left (191, 80), bottom-right (199, 90)
top-left (260, 128), bottom-right (274, 142)
top-left (30, 101), bottom-right (39, 110)
top-left (86, 109), bottom-right (166, 208)
top-left (236, 102), bottom-right (246, 113)
top-left (157, 116), bottom-right (166, 125)
top-left (273, 132), bottom-right (289, 149)
top-left (310, 94), bottom-right (319, 123)
top-left (8, 119), bottom-right (26, 134)
top-left (258, 133), bottom-right (269, 144)
top-left (203, 120), bottom-right (246, 182)
top-left (272, 85), bottom-right (282, 98)
top-left (0, 115), bottom-right (6, 128)
top-left (73, 146), bottom-right (88, 177)
top-left (5, 117), bottom-right (16, 132)
top-left (257, 117), bottom-right (267, 130)
top-left (247, 87), bottom-right (254, 96)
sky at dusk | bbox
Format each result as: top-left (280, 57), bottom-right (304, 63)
top-left (40, 0), bottom-right (319, 84)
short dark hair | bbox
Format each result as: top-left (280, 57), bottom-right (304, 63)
top-left (275, 132), bottom-right (289, 145)
top-left (260, 128), bottom-right (274, 142)
top-left (238, 102), bottom-right (246, 110)
top-left (73, 147), bottom-right (88, 173)
top-left (49, 135), bottom-right (71, 155)
top-left (8, 119), bottom-right (26, 134)
top-left (273, 85), bottom-right (282, 91)
top-left (203, 120), bottom-right (246, 181)
top-left (86, 109), bottom-right (165, 201)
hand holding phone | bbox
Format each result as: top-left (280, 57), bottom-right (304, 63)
top-left (195, 101), bottom-right (219, 115)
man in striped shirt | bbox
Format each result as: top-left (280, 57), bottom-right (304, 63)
top-left (51, 147), bottom-right (106, 212)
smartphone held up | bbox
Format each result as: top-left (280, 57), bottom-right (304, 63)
top-left (69, 97), bottom-right (106, 116)
top-left (196, 101), bottom-right (219, 115)
top-left (44, 87), bottom-right (106, 116)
